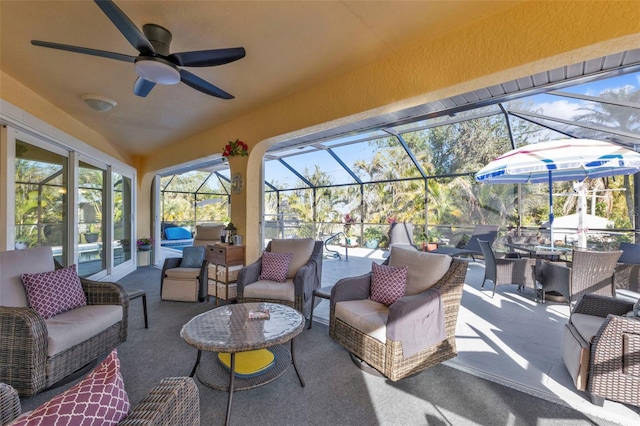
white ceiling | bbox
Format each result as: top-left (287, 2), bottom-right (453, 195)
top-left (0, 0), bottom-right (524, 156)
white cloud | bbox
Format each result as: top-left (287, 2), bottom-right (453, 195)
top-left (536, 100), bottom-right (583, 120)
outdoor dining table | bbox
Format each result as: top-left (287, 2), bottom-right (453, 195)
top-left (504, 243), bottom-right (572, 261)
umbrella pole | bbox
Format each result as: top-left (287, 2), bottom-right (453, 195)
top-left (549, 171), bottom-right (554, 250)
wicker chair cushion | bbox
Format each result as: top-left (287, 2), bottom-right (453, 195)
top-left (180, 246), bottom-right (205, 268)
top-left (0, 246), bottom-right (55, 307)
top-left (8, 349), bottom-right (129, 426)
top-left (335, 299), bottom-right (389, 343)
top-left (388, 247), bottom-right (452, 296)
top-left (370, 262), bottom-right (407, 306)
top-left (194, 224), bottom-right (224, 241)
top-left (260, 251), bottom-right (293, 282)
top-left (21, 264), bottom-right (87, 320)
top-left (165, 267), bottom-right (202, 279)
top-left (561, 323), bottom-right (591, 391)
top-left (162, 278), bottom-right (200, 302)
top-left (270, 238), bottom-right (315, 279)
top-left (571, 313), bottom-right (606, 342)
top-left (243, 280), bottom-right (295, 302)
top-left (45, 305), bottom-right (123, 356)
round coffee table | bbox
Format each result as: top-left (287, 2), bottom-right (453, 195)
top-left (180, 302), bottom-right (305, 425)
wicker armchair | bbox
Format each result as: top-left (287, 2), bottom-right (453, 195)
top-left (0, 247), bottom-right (128, 397)
top-left (0, 377), bottom-right (200, 425)
top-left (534, 249), bottom-right (621, 304)
top-left (237, 239), bottom-right (323, 317)
top-left (561, 294), bottom-right (640, 407)
top-left (329, 248), bottom-right (467, 381)
top-left (478, 239), bottom-right (533, 296)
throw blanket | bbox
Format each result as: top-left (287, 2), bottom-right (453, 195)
top-left (386, 288), bottom-right (445, 358)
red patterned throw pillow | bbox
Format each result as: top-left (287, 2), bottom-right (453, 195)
top-left (21, 264), bottom-right (87, 319)
top-left (260, 251), bottom-right (294, 282)
top-left (9, 349), bottom-right (130, 426)
top-left (370, 262), bottom-right (407, 306)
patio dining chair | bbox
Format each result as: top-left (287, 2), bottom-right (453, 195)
top-left (478, 240), bottom-right (532, 297)
top-left (535, 249), bottom-right (621, 304)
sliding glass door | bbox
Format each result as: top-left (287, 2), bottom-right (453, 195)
top-left (78, 161), bottom-right (106, 277)
top-left (14, 140), bottom-right (68, 264)
top-left (113, 172), bottom-right (132, 267)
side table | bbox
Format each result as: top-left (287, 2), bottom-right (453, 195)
top-left (207, 243), bottom-right (245, 304)
top-left (308, 286), bottom-right (332, 329)
top-left (127, 289), bottom-right (148, 329)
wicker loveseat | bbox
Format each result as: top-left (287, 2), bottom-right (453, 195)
top-left (0, 377), bottom-right (199, 425)
top-left (0, 246), bottom-right (128, 396)
top-left (329, 247), bottom-right (467, 381)
top-left (561, 294), bottom-right (640, 407)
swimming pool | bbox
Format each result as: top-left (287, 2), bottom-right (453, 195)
top-left (161, 241), bottom-right (193, 251)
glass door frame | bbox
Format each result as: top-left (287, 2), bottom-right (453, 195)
top-left (1, 100), bottom-right (137, 282)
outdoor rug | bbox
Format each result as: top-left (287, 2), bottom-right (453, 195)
top-left (19, 266), bottom-right (628, 426)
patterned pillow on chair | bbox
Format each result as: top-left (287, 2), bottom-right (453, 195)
top-left (260, 251), bottom-right (293, 282)
top-left (370, 262), bottom-right (407, 306)
top-left (8, 349), bottom-right (129, 426)
top-left (21, 264), bottom-right (87, 319)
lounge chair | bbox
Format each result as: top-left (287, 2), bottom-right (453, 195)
top-left (431, 225), bottom-right (499, 260)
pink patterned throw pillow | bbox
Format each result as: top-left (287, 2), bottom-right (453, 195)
top-left (260, 251), bottom-right (294, 282)
top-left (9, 349), bottom-right (130, 426)
top-left (370, 262), bottom-right (407, 306)
top-left (21, 264), bottom-right (87, 319)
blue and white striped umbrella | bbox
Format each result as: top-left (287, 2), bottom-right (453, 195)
top-left (475, 139), bottom-right (640, 248)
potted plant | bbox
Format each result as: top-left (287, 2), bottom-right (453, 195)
top-left (137, 237), bottom-right (153, 251)
top-left (343, 213), bottom-right (357, 246)
top-left (84, 224), bottom-right (100, 243)
top-left (363, 227), bottom-right (383, 249)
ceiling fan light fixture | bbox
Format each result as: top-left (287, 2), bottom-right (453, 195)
top-left (81, 94), bottom-right (117, 112)
top-left (134, 56), bottom-right (180, 85)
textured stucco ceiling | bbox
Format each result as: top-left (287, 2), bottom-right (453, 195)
top-left (0, 0), bottom-right (524, 156)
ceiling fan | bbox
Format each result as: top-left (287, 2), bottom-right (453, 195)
top-left (31, 0), bottom-right (245, 99)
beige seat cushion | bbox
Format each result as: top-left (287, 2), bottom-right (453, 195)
top-left (243, 280), bottom-right (295, 302)
top-left (193, 224), bottom-right (224, 246)
top-left (270, 238), bottom-right (315, 279)
top-left (335, 299), bottom-right (389, 343)
top-left (162, 278), bottom-right (199, 302)
top-left (561, 314), bottom-right (606, 391)
top-left (165, 267), bottom-right (201, 279)
top-left (45, 305), bottom-right (122, 356)
top-left (571, 313), bottom-right (606, 342)
top-left (388, 247), bottom-right (452, 295)
top-left (0, 246), bottom-right (55, 307)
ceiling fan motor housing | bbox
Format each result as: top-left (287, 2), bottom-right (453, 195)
top-left (143, 23), bottom-right (172, 56)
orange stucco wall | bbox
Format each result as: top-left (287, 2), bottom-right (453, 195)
top-left (2, 1), bottom-right (640, 262)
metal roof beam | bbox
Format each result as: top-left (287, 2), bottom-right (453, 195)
top-left (549, 90), bottom-right (640, 110)
top-left (278, 158), bottom-right (315, 188)
top-left (509, 109), bottom-right (640, 141)
top-left (326, 148), bottom-right (362, 184)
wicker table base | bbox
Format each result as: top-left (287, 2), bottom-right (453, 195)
top-left (181, 303), bottom-right (305, 426)
top-left (196, 344), bottom-right (292, 391)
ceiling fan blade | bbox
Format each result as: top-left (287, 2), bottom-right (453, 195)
top-left (133, 77), bottom-right (156, 97)
top-left (179, 69), bottom-right (234, 99)
top-left (31, 40), bottom-right (136, 63)
top-left (168, 47), bottom-right (246, 67)
top-left (94, 0), bottom-right (155, 55)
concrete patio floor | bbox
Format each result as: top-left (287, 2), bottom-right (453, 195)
top-left (157, 243), bottom-right (639, 425)
top-left (313, 245), bottom-right (640, 426)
